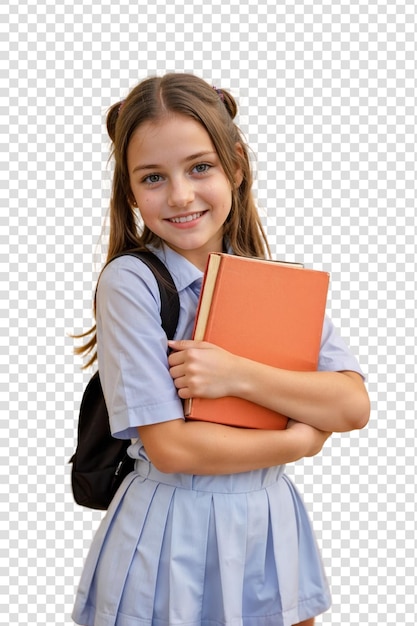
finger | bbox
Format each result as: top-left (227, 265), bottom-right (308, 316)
top-left (168, 351), bottom-right (184, 367)
top-left (168, 339), bottom-right (208, 352)
top-left (168, 364), bottom-right (185, 381)
top-left (167, 339), bottom-right (196, 351)
top-left (172, 375), bottom-right (188, 390)
top-left (177, 386), bottom-right (192, 400)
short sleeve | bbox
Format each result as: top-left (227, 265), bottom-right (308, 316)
top-left (96, 256), bottom-right (184, 439)
top-left (318, 316), bottom-right (365, 378)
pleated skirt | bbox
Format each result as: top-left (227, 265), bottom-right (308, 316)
top-left (72, 460), bottom-right (331, 626)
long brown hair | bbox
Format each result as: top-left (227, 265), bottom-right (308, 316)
top-left (76, 73), bottom-right (270, 367)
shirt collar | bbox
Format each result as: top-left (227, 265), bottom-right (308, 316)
top-left (148, 241), bottom-right (234, 293)
top-left (148, 243), bottom-right (204, 293)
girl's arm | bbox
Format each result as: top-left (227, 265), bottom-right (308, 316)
top-left (167, 340), bottom-right (370, 434)
top-left (138, 418), bottom-right (330, 475)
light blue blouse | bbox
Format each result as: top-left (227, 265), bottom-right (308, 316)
top-left (96, 244), bottom-right (364, 441)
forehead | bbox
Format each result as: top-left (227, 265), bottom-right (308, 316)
top-left (127, 114), bottom-right (216, 166)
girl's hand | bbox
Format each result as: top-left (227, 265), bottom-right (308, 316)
top-left (286, 419), bottom-right (332, 457)
top-left (167, 340), bottom-right (238, 400)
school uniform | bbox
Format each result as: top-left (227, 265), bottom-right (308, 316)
top-left (72, 243), bottom-right (364, 626)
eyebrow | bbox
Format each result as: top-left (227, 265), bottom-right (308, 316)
top-left (131, 151), bottom-right (217, 175)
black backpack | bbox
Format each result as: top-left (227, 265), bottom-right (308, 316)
top-left (70, 250), bottom-right (180, 510)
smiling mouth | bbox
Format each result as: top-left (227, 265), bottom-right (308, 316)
top-left (168, 211), bottom-right (206, 224)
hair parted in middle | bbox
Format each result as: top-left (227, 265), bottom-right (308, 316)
top-left (105, 72), bottom-right (270, 261)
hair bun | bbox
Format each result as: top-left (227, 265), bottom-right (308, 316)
top-left (106, 101), bottom-right (123, 142)
top-left (219, 89), bottom-right (238, 120)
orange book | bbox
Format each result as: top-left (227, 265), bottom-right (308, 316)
top-left (184, 253), bottom-right (329, 430)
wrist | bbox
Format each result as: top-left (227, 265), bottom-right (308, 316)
top-left (228, 355), bottom-right (253, 399)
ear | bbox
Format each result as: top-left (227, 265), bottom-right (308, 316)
top-left (128, 192), bottom-right (137, 206)
top-left (233, 143), bottom-right (244, 187)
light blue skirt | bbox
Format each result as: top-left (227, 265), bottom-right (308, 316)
top-left (72, 459), bottom-right (331, 626)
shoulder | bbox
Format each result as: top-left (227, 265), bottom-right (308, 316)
top-left (97, 254), bottom-right (162, 308)
top-left (99, 253), bottom-right (161, 286)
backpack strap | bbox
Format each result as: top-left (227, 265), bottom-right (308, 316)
top-left (102, 249), bottom-right (180, 340)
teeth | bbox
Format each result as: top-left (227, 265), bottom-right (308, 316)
top-left (170, 212), bottom-right (203, 224)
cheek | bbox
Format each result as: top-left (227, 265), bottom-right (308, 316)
top-left (135, 192), bottom-right (156, 213)
top-left (138, 203), bottom-right (156, 223)
top-left (208, 179), bottom-right (233, 206)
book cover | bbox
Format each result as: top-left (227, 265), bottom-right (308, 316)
top-left (185, 253), bottom-right (329, 430)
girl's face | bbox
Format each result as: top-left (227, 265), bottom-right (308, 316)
top-left (127, 114), bottom-right (241, 270)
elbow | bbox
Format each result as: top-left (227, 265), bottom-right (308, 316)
top-left (144, 443), bottom-right (189, 474)
top-left (349, 410), bottom-right (370, 431)
top-left (149, 450), bottom-right (187, 474)
top-left (138, 420), bottom-right (193, 475)
top-left (336, 372), bottom-right (371, 432)
top-left (345, 392), bottom-right (371, 431)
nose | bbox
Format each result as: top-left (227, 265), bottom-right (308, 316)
top-left (167, 177), bottom-right (195, 209)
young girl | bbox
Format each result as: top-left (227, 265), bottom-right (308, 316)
top-left (72, 73), bottom-right (370, 626)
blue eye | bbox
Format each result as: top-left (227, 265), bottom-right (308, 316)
top-left (143, 174), bottom-right (162, 184)
top-left (193, 163), bottom-right (210, 174)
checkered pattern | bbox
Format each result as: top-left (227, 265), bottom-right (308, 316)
top-left (2, 0), bottom-right (416, 623)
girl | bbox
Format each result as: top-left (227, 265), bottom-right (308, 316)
top-left (72, 73), bottom-right (370, 626)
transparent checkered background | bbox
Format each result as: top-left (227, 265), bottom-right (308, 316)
top-left (2, 0), bottom-right (416, 623)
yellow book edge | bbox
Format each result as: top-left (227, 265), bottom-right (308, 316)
top-left (184, 254), bottom-right (222, 417)
top-left (193, 254), bottom-right (222, 341)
